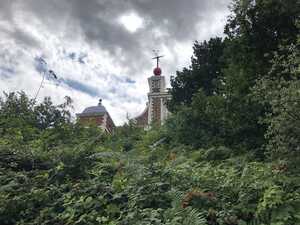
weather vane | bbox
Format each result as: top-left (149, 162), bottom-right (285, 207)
top-left (152, 50), bottom-right (164, 68)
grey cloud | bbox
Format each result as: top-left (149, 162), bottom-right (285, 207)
top-left (70, 0), bottom-right (230, 66)
top-left (0, 0), bottom-right (230, 76)
top-left (62, 78), bottom-right (103, 98)
top-left (61, 77), bottom-right (139, 104)
top-left (13, 28), bottom-right (41, 48)
top-left (0, 0), bottom-right (13, 21)
top-left (0, 0), bottom-right (231, 124)
top-left (125, 78), bottom-right (135, 84)
top-left (0, 47), bottom-right (21, 79)
top-left (128, 0), bottom-right (220, 40)
top-left (0, 67), bottom-right (15, 79)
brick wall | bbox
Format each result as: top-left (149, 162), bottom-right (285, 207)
top-left (135, 107), bottom-right (148, 127)
top-left (151, 97), bottom-right (161, 125)
top-left (78, 116), bottom-right (104, 126)
top-left (105, 115), bottom-right (115, 134)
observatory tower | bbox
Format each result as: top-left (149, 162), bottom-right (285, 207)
top-left (134, 52), bottom-right (171, 128)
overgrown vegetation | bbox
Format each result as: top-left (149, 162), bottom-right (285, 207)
top-left (0, 0), bottom-right (299, 224)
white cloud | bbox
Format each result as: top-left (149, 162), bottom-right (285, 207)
top-left (118, 12), bottom-right (144, 33)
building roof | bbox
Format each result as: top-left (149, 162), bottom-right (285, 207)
top-left (83, 105), bottom-right (106, 114)
top-left (77, 100), bottom-right (108, 117)
top-left (133, 104), bottom-right (149, 127)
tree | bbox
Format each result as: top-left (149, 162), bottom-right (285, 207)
top-left (167, 0), bottom-right (299, 152)
top-left (34, 96), bottom-right (73, 130)
top-left (0, 92), bottom-right (75, 147)
top-left (224, 0), bottom-right (299, 93)
top-left (222, 0), bottom-right (299, 151)
top-left (0, 92), bottom-right (38, 144)
top-left (168, 37), bottom-right (225, 111)
top-left (166, 90), bottom-right (228, 148)
top-left (253, 29), bottom-right (300, 158)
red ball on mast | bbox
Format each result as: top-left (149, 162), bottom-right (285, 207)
top-left (153, 67), bottom-right (162, 76)
top-left (152, 50), bottom-right (164, 76)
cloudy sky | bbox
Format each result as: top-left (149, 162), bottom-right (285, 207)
top-left (0, 0), bottom-right (231, 125)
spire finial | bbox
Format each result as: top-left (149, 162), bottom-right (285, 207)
top-left (152, 50), bottom-right (164, 68)
top-left (152, 50), bottom-right (164, 76)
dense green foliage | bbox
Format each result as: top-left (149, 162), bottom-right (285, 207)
top-left (0, 0), bottom-right (299, 224)
top-left (0, 92), bottom-right (299, 225)
top-left (167, 0), bottom-right (299, 153)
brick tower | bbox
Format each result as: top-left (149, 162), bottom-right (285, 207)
top-left (134, 53), bottom-right (171, 128)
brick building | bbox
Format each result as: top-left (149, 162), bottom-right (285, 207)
top-left (76, 100), bottom-right (115, 134)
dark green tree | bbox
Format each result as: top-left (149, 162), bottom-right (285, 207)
top-left (0, 92), bottom-right (38, 144)
top-left (0, 92), bottom-right (77, 148)
top-left (167, 0), bottom-right (299, 152)
top-left (253, 29), bottom-right (300, 158)
top-left (224, 0), bottom-right (299, 93)
top-left (168, 37), bottom-right (225, 111)
top-left (220, 0), bottom-right (299, 151)
top-left (34, 96), bottom-right (73, 130)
